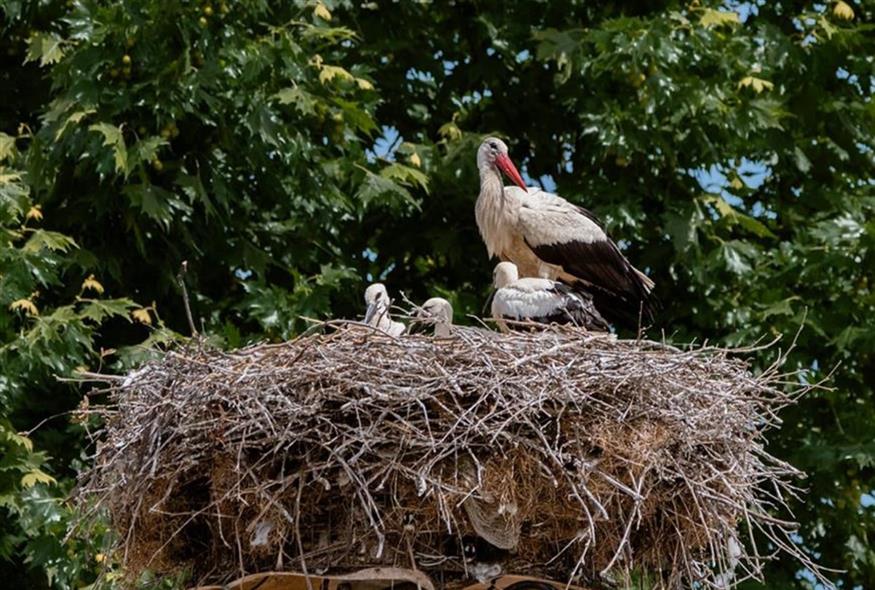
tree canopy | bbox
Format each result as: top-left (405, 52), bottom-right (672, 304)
top-left (0, 1), bottom-right (872, 588)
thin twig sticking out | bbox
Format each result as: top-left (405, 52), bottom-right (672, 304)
top-left (177, 260), bottom-right (198, 337)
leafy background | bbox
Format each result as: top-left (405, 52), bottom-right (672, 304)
top-left (0, 0), bottom-right (872, 588)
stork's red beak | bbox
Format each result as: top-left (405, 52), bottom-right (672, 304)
top-left (495, 153), bottom-right (528, 191)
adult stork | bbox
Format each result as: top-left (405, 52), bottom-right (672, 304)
top-left (475, 137), bottom-right (656, 327)
top-left (419, 297), bottom-right (454, 337)
top-left (363, 283), bottom-right (405, 337)
top-left (491, 262), bottom-right (609, 331)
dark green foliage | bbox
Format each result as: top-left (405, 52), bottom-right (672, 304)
top-left (0, 0), bottom-right (872, 588)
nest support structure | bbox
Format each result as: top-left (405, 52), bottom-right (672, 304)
top-left (76, 323), bottom-right (822, 589)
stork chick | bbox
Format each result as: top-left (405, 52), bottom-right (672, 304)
top-left (491, 262), bottom-right (609, 331)
top-left (363, 283), bottom-right (405, 337)
top-left (419, 297), bottom-right (454, 337)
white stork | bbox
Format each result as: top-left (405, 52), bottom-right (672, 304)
top-left (419, 297), bottom-right (454, 337)
top-left (363, 283), bottom-right (405, 336)
top-left (491, 262), bottom-right (609, 331)
top-left (475, 137), bottom-right (657, 327)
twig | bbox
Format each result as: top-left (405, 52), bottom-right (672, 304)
top-left (177, 260), bottom-right (198, 337)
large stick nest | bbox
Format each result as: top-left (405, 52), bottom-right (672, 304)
top-left (76, 324), bottom-right (820, 589)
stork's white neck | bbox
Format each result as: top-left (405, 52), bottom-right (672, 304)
top-left (475, 164), bottom-right (520, 259)
top-left (478, 163), bottom-right (504, 200)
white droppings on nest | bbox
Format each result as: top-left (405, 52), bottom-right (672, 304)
top-left (76, 323), bottom-right (829, 589)
top-left (250, 521), bottom-right (273, 548)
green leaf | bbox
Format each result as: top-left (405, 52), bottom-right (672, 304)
top-left (25, 32), bottom-right (65, 67)
top-left (720, 240), bottom-right (757, 275)
top-left (379, 163), bottom-right (430, 194)
top-left (747, 98), bottom-right (787, 129)
top-left (0, 429), bottom-right (34, 452)
top-left (834, 326), bottom-right (867, 349)
top-left (663, 208), bottom-right (701, 253)
top-left (437, 122), bottom-right (462, 141)
top-left (124, 184), bottom-right (192, 229)
top-left (356, 169), bottom-right (417, 208)
top-left (131, 136), bottom-right (168, 167)
top-left (22, 230), bottom-right (77, 253)
top-left (333, 97), bottom-right (377, 133)
top-left (54, 108), bottom-right (95, 140)
top-left (703, 195), bottom-right (776, 239)
top-left (274, 87), bottom-right (317, 115)
top-left (532, 28), bottom-right (585, 82)
top-left (760, 297), bottom-right (798, 320)
top-left (78, 298), bottom-right (137, 323)
top-left (734, 214), bottom-right (776, 239)
top-left (88, 123), bottom-right (128, 175)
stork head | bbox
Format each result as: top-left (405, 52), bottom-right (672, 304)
top-left (477, 137), bottom-right (527, 191)
top-left (492, 262), bottom-right (520, 289)
top-left (363, 283), bottom-right (390, 325)
top-left (420, 297), bottom-right (453, 325)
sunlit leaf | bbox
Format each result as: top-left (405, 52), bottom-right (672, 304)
top-left (314, 2), bottom-right (332, 21)
top-left (318, 65), bottom-right (354, 85)
top-left (21, 469), bottom-right (56, 488)
top-left (25, 206), bottom-right (43, 222)
top-left (699, 9), bottom-right (740, 29)
top-left (131, 308), bottom-right (152, 325)
top-left (88, 123), bottom-right (128, 175)
top-left (25, 32), bottom-right (65, 66)
top-left (81, 275), bottom-right (105, 295)
top-left (355, 77), bottom-right (374, 91)
top-left (10, 299), bottom-right (38, 316)
top-left (0, 133), bottom-right (16, 161)
top-left (833, 1), bottom-right (855, 20)
top-left (738, 76), bottom-right (774, 94)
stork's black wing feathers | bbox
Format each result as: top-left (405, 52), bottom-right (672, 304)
top-left (529, 238), bottom-right (657, 329)
top-left (547, 282), bottom-right (611, 332)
